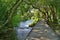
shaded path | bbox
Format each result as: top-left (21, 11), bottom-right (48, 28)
top-left (26, 19), bottom-right (59, 40)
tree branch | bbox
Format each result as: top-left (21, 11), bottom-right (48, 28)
top-left (2, 0), bottom-right (23, 27)
top-left (24, 1), bottom-right (46, 16)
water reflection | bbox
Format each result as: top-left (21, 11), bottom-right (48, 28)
top-left (15, 20), bottom-right (33, 40)
top-left (18, 20), bottom-right (33, 28)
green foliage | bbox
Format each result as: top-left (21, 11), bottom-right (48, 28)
top-left (0, 0), bottom-right (60, 40)
top-left (11, 14), bottom-right (21, 26)
top-left (0, 4), bottom-right (7, 25)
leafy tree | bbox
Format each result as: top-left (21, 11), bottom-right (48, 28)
top-left (0, 0), bottom-right (60, 40)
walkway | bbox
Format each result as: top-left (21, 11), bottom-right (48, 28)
top-left (26, 19), bottom-right (59, 40)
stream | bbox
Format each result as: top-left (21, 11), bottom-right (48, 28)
top-left (15, 20), bottom-right (33, 40)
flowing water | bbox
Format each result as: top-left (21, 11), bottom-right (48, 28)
top-left (15, 20), bottom-right (33, 40)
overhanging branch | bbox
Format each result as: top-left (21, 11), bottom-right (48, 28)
top-left (2, 0), bottom-right (23, 27)
top-left (24, 1), bottom-right (46, 15)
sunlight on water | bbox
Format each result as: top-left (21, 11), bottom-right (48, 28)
top-left (18, 20), bottom-right (33, 28)
top-left (15, 20), bottom-right (33, 40)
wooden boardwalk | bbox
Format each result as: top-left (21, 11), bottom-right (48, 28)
top-left (26, 20), bottom-right (59, 40)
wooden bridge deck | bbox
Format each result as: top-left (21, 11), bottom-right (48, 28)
top-left (26, 20), bottom-right (59, 40)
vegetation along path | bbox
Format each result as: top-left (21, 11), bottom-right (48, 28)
top-left (26, 19), bottom-right (59, 40)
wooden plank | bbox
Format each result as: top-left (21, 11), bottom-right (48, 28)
top-left (26, 20), bottom-right (59, 40)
